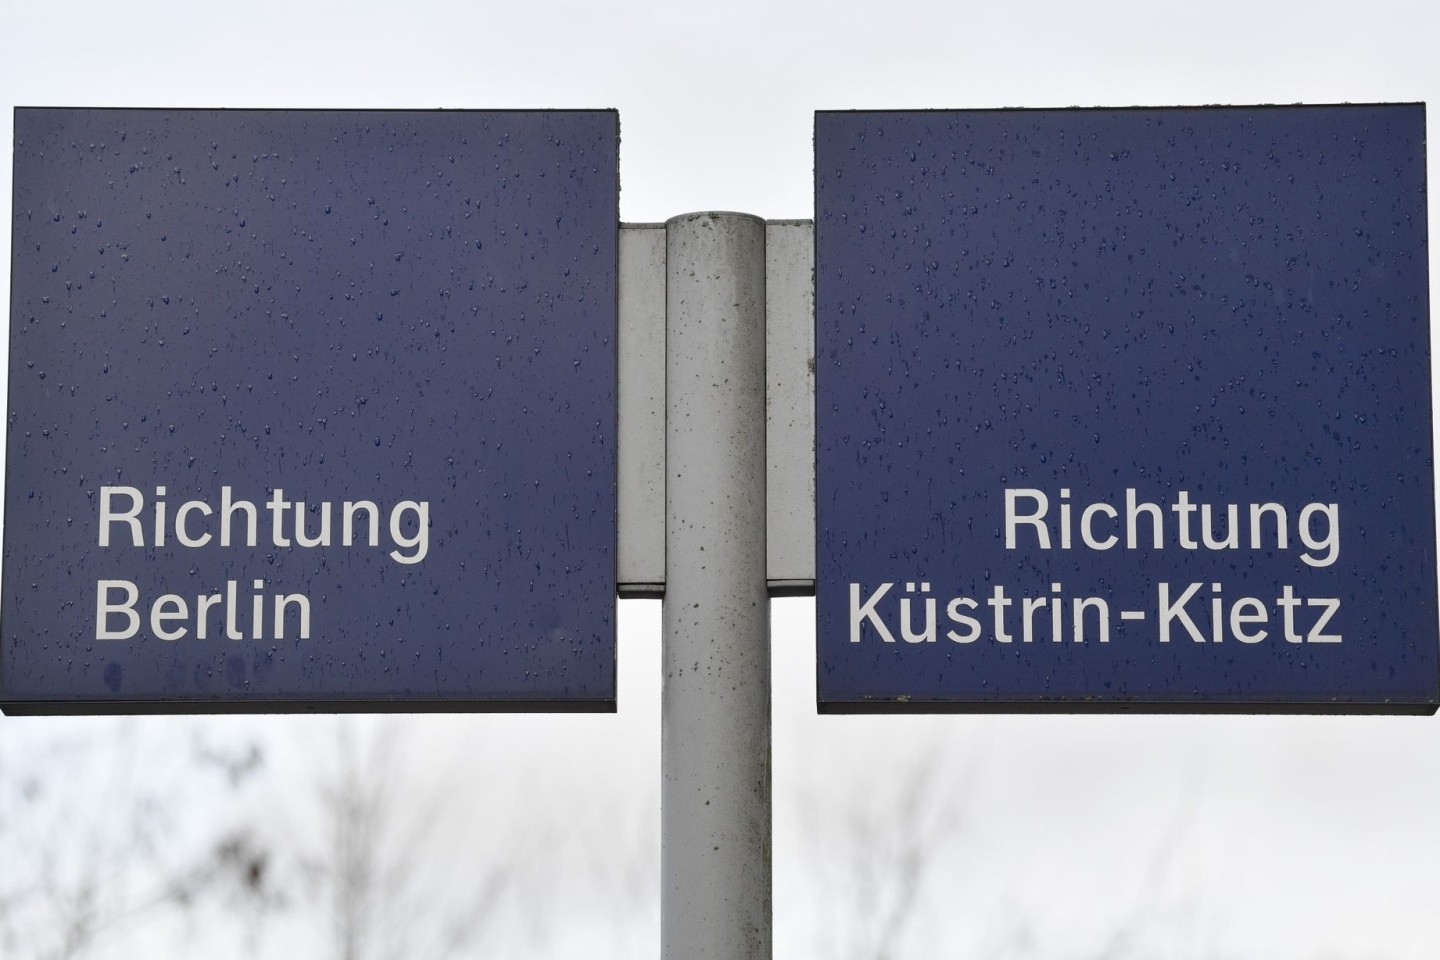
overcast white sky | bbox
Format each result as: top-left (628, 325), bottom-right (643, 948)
top-left (3, 2), bottom-right (1440, 958)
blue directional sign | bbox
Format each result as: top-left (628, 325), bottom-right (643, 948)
top-left (4, 109), bottom-right (618, 712)
top-left (816, 105), bottom-right (1438, 713)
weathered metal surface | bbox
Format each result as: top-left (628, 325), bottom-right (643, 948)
top-left (4, 108), bottom-right (619, 712)
top-left (816, 105), bottom-right (1437, 713)
top-left (766, 220), bottom-right (816, 593)
top-left (662, 212), bottom-right (771, 959)
top-left (618, 223), bottom-right (666, 596)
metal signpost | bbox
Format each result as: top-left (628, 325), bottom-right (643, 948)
top-left (3, 109), bottom-right (619, 712)
top-left (816, 105), bottom-right (1438, 713)
top-left (5, 102), bottom-right (1438, 960)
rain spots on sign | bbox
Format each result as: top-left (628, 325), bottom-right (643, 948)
top-left (4, 109), bottom-right (619, 709)
top-left (815, 106), bottom-right (1434, 709)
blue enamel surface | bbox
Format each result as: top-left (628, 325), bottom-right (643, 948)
top-left (816, 106), bottom-right (1437, 711)
top-left (5, 109), bottom-right (618, 710)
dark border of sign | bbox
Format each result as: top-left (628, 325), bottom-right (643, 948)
top-left (819, 699), bottom-right (1438, 716)
top-left (2, 697), bottom-right (615, 716)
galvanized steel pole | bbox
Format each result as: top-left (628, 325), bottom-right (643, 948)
top-left (663, 212), bottom-right (771, 960)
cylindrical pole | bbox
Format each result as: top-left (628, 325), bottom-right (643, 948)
top-left (663, 212), bottom-right (771, 960)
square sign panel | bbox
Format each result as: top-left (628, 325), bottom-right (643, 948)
top-left (816, 105), bottom-right (1437, 713)
top-left (4, 109), bottom-right (618, 713)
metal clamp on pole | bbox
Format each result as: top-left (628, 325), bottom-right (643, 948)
top-left (663, 212), bottom-right (772, 960)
